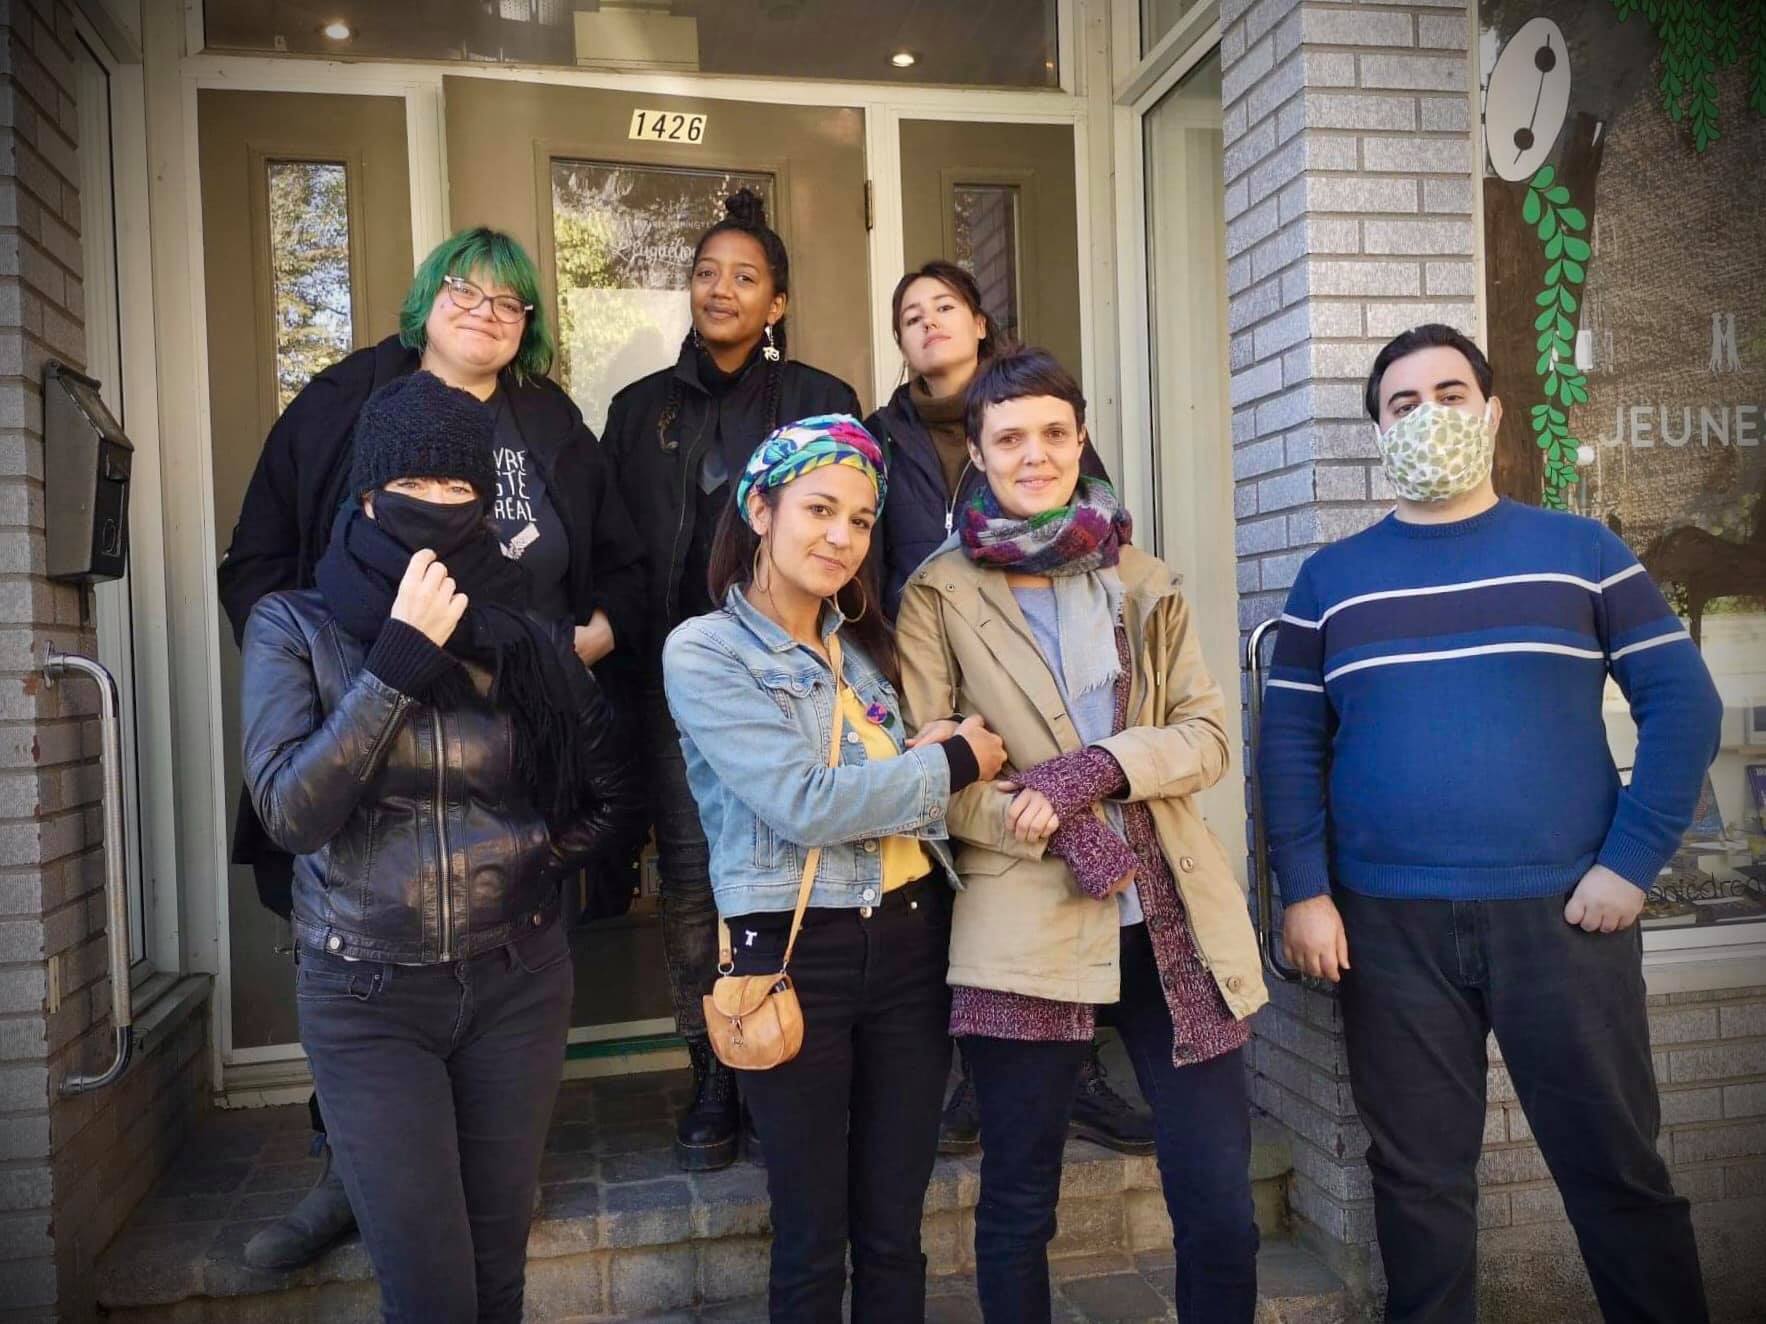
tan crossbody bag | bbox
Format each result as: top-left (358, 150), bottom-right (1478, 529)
top-left (702, 633), bottom-right (848, 1071)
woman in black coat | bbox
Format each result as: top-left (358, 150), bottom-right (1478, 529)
top-left (242, 370), bottom-right (643, 1322)
top-left (217, 226), bottom-right (646, 1273)
top-left (599, 189), bottom-right (860, 1173)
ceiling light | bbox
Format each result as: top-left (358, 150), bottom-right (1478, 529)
top-left (890, 50), bottom-right (917, 68)
top-left (321, 19), bottom-right (352, 41)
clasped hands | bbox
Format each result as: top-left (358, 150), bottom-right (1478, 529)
top-left (907, 718), bottom-right (1134, 898)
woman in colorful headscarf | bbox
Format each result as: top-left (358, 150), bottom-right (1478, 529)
top-left (662, 415), bottom-right (1006, 1323)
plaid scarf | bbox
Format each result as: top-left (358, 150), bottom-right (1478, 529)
top-left (958, 476), bottom-right (1132, 699)
top-left (957, 475), bottom-right (1131, 575)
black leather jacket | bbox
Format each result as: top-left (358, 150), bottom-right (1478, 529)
top-left (241, 589), bottom-right (643, 964)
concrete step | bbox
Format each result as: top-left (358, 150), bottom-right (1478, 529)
top-left (95, 1072), bottom-right (1314, 1323)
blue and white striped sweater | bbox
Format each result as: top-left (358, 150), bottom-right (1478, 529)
top-left (1257, 499), bottom-right (1723, 904)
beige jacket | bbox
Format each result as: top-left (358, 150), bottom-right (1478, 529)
top-left (895, 544), bottom-right (1268, 1020)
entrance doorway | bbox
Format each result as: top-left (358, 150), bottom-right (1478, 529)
top-left (193, 71), bottom-right (1085, 1088)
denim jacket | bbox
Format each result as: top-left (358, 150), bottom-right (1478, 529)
top-left (663, 587), bottom-right (956, 916)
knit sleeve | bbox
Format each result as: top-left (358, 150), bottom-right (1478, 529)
top-left (1256, 557), bottom-right (1336, 904)
top-left (1045, 813), bottom-right (1139, 899)
top-left (1011, 747), bottom-right (1128, 818)
top-left (1592, 528), bottom-right (1724, 889)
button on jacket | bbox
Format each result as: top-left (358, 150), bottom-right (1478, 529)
top-left (662, 587), bottom-right (955, 917)
top-left (242, 589), bottom-right (645, 964)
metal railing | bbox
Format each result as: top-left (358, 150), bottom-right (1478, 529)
top-left (43, 646), bottom-right (134, 1095)
top-left (1243, 617), bottom-right (1301, 984)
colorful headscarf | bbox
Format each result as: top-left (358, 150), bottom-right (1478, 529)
top-left (734, 413), bottom-right (888, 527)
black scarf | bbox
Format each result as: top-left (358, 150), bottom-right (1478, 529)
top-left (315, 504), bottom-right (596, 826)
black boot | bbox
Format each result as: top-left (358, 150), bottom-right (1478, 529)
top-left (242, 1140), bottom-right (357, 1271)
top-left (937, 1049), bottom-right (981, 1156)
top-left (1069, 1040), bottom-right (1156, 1154)
top-left (675, 1036), bottom-right (739, 1172)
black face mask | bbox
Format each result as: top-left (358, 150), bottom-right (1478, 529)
top-left (370, 489), bottom-right (487, 559)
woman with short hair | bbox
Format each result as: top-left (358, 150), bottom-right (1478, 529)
top-left (896, 348), bottom-right (1268, 1324)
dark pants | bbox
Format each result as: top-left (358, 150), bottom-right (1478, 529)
top-left (965, 922), bottom-right (1258, 1324)
top-left (648, 683), bottom-right (717, 1040)
top-left (296, 919), bottom-right (574, 1324)
top-left (1335, 889), bottom-right (1708, 1324)
top-left (728, 875), bottom-right (954, 1323)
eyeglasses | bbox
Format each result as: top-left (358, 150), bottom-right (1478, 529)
top-left (442, 274), bottom-right (532, 325)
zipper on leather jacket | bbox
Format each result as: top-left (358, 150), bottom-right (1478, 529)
top-left (432, 710), bottom-right (453, 963)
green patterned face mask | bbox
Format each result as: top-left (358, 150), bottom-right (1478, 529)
top-left (1374, 400), bottom-right (1495, 502)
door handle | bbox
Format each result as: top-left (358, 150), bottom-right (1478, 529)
top-left (42, 646), bottom-right (134, 1094)
top-left (1243, 618), bottom-right (1302, 984)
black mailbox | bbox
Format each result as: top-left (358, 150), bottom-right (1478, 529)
top-left (43, 361), bottom-right (132, 583)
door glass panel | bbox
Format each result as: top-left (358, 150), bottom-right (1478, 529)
top-left (203, 0), bottom-right (1060, 87)
top-left (952, 184), bottom-right (1022, 345)
top-left (550, 160), bottom-right (771, 435)
top-left (266, 161), bottom-right (355, 413)
top-left (1143, 49), bottom-right (1243, 869)
top-left (1141, 0), bottom-right (1205, 54)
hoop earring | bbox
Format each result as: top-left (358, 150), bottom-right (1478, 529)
top-left (762, 323), bottom-right (781, 362)
top-left (751, 541), bottom-right (768, 592)
top-left (837, 579), bottom-right (869, 626)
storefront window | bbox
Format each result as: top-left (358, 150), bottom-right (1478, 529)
top-left (1478, 3), bottom-right (1766, 933)
top-left (265, 160), bottom-right (353, 414)
top-left (550, 160), bottom-right (771, 436)
top-left (952, 183), bottom-right (1022, 344)
top-left (203, 1), bottom-right (1062, 88)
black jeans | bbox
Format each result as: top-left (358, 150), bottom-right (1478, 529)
top-left (1335, 889), bottom-right (1708, 1324)
top-left (727, 875), bottom-right (954, 1323)
top-left (296, 918), bottom-right (574, 1324)
top-left (964, 922), bottom-right (1258, 1324)
top-left (647, 682), bottom-right (718, 1040)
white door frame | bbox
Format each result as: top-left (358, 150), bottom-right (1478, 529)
top-left (136, 0), bottom-right (1125, 1098)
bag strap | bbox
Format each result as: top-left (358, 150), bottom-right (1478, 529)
top-left (717, 630), bottom-right (848, 975)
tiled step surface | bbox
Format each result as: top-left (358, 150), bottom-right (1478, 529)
top-left (96, 1068), bottom-right (1330, 1323)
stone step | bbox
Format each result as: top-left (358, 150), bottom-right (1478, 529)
top-left (95, 1073), bottom-right (1309, 1323)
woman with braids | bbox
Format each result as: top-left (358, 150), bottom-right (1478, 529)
top-left (663, 416), bottom-right (1005, 1321)
top-left (241, 372), bottom-right (643, 1322)
top-left (601, 188), bottom-right (861, 1171)
top-left (868, 261), bottom-right (1134, 1161)
top-left (895, 348), bottom-right (1267, 1324)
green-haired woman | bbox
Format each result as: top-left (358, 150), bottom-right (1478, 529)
top-left (217, 226), bottom-right (646, 1274)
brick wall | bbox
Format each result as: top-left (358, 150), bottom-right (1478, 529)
top-left (1220, 0), bottom-right (1480, 1293)
top-left (1222, 3), bottom-right (1766, 1317)
top-left (1472, 988), bottom-right (1766, 1320)
top-left (0, 3), bottom-right (209, 1318)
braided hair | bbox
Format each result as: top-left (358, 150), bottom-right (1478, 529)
top-left (656, 188), bottom-right (792, 450)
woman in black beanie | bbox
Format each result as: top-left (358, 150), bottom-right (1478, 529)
top-left (240, 371), bottom-right (644, 1323)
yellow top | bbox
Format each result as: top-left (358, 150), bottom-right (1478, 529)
top-left (836, 686), bottom-right (933, 893)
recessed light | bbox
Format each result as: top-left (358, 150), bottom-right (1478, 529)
top-left (890, 50), bottom-right (917, 68)
top-left (321, 19), bottom-right (352, 41)
top-left (1044, 59), bottom-right (1056, 70)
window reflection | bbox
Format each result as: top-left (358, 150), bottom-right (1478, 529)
top-left (550, 161), bottom-right (771, 435)
top-left (266, 160), bottom-right (353, 414)
top-left (952, 184), bottom-right (1022, 344)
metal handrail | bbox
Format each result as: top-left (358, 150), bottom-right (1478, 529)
top-left (1243, 617), bottom-right (1302, 983)
top-left (43, 647), bottom-right (134, 1094)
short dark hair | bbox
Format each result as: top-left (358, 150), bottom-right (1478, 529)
top-left (964, 346), bottom-right (1086, 443)
top-left (1364, 324), bottom-right (1494, 421)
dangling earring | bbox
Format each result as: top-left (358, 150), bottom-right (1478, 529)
top-left (762, 323), bottom-right (781, 362)
top-left (836, 579), bottom-right (869, 626)
top-left (691, 326), bottom-right (703, 350)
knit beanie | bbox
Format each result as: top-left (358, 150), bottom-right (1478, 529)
top-left (347, 371), bottom-right (499, 500)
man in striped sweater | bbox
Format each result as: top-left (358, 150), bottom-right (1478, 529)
top-left (1258, 325), bottom-right (1721, 1323)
